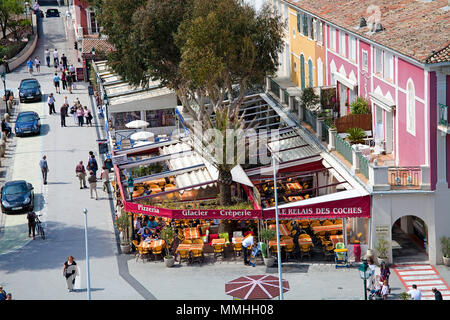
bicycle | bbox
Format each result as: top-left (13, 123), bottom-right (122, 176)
top-left (35, 215), bottom-right (45, 240)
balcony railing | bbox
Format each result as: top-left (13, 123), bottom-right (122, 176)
top-left (359, 153), bottom-right (370, 179)
top-left (270, 78), bottom-right (280, 99)
top-left (334, 131), bottom-right (353, 165)
top-left (304, 108), bottom-right (317, 131)
top-left (321, 121), bottom-right (329, 143)
top-left (388, 167), bottom-right (421, 189)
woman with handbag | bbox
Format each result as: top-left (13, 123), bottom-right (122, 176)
top-left (84, 106), bottom-right (93, 126)
top-left (62, 256), bottom-right (79, 292)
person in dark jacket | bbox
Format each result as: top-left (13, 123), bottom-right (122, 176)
top-left (60, 104), bottom-right (68, 127)
top-left (432, 288), bottom-right (443, 300)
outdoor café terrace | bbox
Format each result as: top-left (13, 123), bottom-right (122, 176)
top-left (109, 93), bottom-right (371, 264)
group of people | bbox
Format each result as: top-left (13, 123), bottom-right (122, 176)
top-left (134, 216), bottom-right (165, 243)
top-left (47, 95), bottom-right (93, 127)
top-left (75, 151), bottom-right (110, 200)
top-left (0, 285), bottom-right (12, 300)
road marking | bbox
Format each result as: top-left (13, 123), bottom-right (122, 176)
top-left (393, 264), bottom-right (450, 300)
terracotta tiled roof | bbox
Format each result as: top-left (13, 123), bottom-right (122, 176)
top-left (285, 0), bottom-right (450, 64)
top-left (81, 38), bottom-right (115, 55)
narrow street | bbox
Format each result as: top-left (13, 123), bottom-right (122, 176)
top-left (0, 3), bottom-right (143, 299)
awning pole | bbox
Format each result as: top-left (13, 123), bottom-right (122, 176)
top-left (272, 154), bottom-right (283, 301)
top-left (343, 218), bottom-right (347, 247)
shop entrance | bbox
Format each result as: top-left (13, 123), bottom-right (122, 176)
top-left (391, 216), bottom-right (429, 264)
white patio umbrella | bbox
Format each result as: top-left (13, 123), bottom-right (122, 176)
top-left (130, 131), bottom-right (154, 141)
top-left (125, 120), bottom-right (149, 129)
top-left (133, 140), bottom-right (153, 147)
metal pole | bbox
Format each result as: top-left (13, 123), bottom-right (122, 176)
top-left (272, 154), bottom-right (283, 300)
top-left (83, 208), bottom-right (91, 300)
top-left (364, 278), bottom-right (367, 300)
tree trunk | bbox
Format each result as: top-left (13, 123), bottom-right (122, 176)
top-left (218, 169), bottom-right (233, 206)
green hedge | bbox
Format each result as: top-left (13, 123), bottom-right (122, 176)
top-left (0, 41), bottom-right (27, 61)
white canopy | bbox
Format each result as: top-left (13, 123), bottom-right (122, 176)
top-left (125, 120), bottom-right (149, 129)
top-left (130, 131), bottom-right (154, 141)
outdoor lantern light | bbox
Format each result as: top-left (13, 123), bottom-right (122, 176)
top-left (358, 258), bottom-right (373, 300)
top-left (127, 175), bottom-right (134, 200)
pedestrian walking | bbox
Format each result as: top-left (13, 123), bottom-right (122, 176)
top-left (64, 96), bottom-right (69, 106)
top-left (7, 96), bottom-right (14, 113)
top-left (432, 287), bottom-right (443, 300)
top-left (62, 256), bottom-right (78, 292)
top-left (101, 165), bottom-right (110, 194)
top-left (87, 154), bottom-right (98, 177)
top-left (60, 103), bottom-right (68, 127)
top-left (94, 91), bottom-right (102, 107)
top-left (61, 70), bottom-right (67, 91)
top-left (76, 106), bottom-right (84, 126)
top-left (380, 260), bottom-right (391, 284)
top-left (44, 48), bottom-right (50, 67)
top-left (27, 58), bottom-right (33, 75)
top-left (39, 155), bottom-right (49, 185)
top-left (53, 73), bottom-right (61, 94)
top-left (75, 160), bottom-right (87, 189)
top-left (47, 93), bottom-right (56, 114)
top-left (3, 55), bottom-right (10, 73)
top-left (70, 103), bottom-right (77, 124)
top-left (27, 211), bottom-right (37, 240)
top-left (35, 56), bottom-right (41, 74)
top-left (53, 49), bottom-right (59, 67)
top-left (84, 106), bottom-right (93, 126)
top-left (407, 284), bottom-right (422, 300)
top-left (58, 60), bottom-right (64, 71)
top-left (367, 256), bottom-right (376, 291)
top-left (88, 170), bottom-right (98, 200)
top-left (381, 280), bottom-right (389, 300)
top-left (66, 71), bottom-right (73, 94)
top-left (61, 53), bottom-right (68, 69)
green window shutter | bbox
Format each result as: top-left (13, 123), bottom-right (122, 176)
top-left (308, 59), bottom-right (313, 87)
top-left (300, 54), bottom-right (305, 90)
top-left (297, 13), bottom-right (301, 32)
top-left (310, 17), bottom-right (315, 40)
top-left (302, 14), bottom-right (308, 36)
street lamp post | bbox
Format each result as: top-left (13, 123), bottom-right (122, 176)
top-left (358, 258), bottom-right (373, 300)
top-left (272, 153), bottom-right (284, 300)
top-left (83, 208), bottom-right (92, 300)
top-left (0, 72), bottom-right (7, 115)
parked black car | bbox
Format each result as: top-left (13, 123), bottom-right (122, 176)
top-left (18, 78), bottom-right (42, 103)
top-left (46, 9), bottom-right (60, 17)
top-left (1, 180), bottom-right (34, 214)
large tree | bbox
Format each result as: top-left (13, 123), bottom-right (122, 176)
top-left (98, 0), bottom-right (284, 205)
top-left (0, 0), bottom-right (23, 39)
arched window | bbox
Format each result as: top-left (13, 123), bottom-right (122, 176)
top-left (406, 79), bottom-right (415, 135)
top-left (300, 54), bottom-right (305, 90)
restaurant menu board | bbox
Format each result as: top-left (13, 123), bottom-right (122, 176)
top-left (76, 67), bottom-right (84, 81)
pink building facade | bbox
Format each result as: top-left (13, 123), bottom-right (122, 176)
top-left (71, 0), bottom-right (99, 40)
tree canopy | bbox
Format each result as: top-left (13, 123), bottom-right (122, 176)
top-left (0, 0), bottom-right (24, 39)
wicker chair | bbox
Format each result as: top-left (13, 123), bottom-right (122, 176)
top-left (213, 244), bottom-right (225, 260)
top-left (178, 249), bottom-right (190, 264)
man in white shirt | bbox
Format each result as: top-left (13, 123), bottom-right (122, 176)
top-left (44, 48), bottom-right (50, 67)
top-left (53, 49), bottom-right (59, 67)
top-left (242, 234), bottom-right (254, 266)
top-left (407, 284), bottom-right (422, 300)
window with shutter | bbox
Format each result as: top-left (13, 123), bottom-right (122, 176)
top-left (300, 54), bottom-right (305, 90)
top-left (297, 12), bottom-right (301, 32)
top-left (302, 14), bottom-right (308, 36)
top-left (308, 59), bottom-right (313, 87)
top-left (309, 17), bottom-right (314, 40)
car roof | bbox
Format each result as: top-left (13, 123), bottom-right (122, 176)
top-left (47, 8), bottom-right (58, 12)
top-left (17, 111), bottom-right (38, 117)
top-left (20, 78), bottom-right (39, 84)
top-left (4, 180), bottom-right (27, 186)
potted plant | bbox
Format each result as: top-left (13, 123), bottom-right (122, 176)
top-left (259, 228), bottom-right (276, 267)
top-left (440, 236), bottom-right (450, 266)
top-left (160, 227), bottom-right (176, 267)
top-left (346, 127), bottom-right (366, 145)
top-left (398, 292), bottom-right (409, 300)
top-left (350, 97), bottom-right (370, 114)
top-left (115, 213), bottom-right (131, 254)
top-left (375, 237), bottom-right (389, 265)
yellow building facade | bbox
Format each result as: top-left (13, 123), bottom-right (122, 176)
top-left (286, 4), bottom-right (326, 90)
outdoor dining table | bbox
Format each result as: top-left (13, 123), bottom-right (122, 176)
top-left (175, 243), bottom-right (204, 252)
top-left (211, 238), bottom-right (226, 246)
top-left (268, 238), bottom-right (294, 248)
top-left (286, 182), bottom-right (302, 191)
top-left (297, 237), bottom-right (314, 246)
top-left (268, 223), bottom-right (290, 236)
top-left (232, 237), bottom-right (243, 244)
top-left (139, 239), bottom-right (166, 250)
top-left (183, 227), bottom-right (200, 240)
top-left (330, 235), bottom-right (344, 246)
top-left (311, 224), bottom-right (343, 234)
